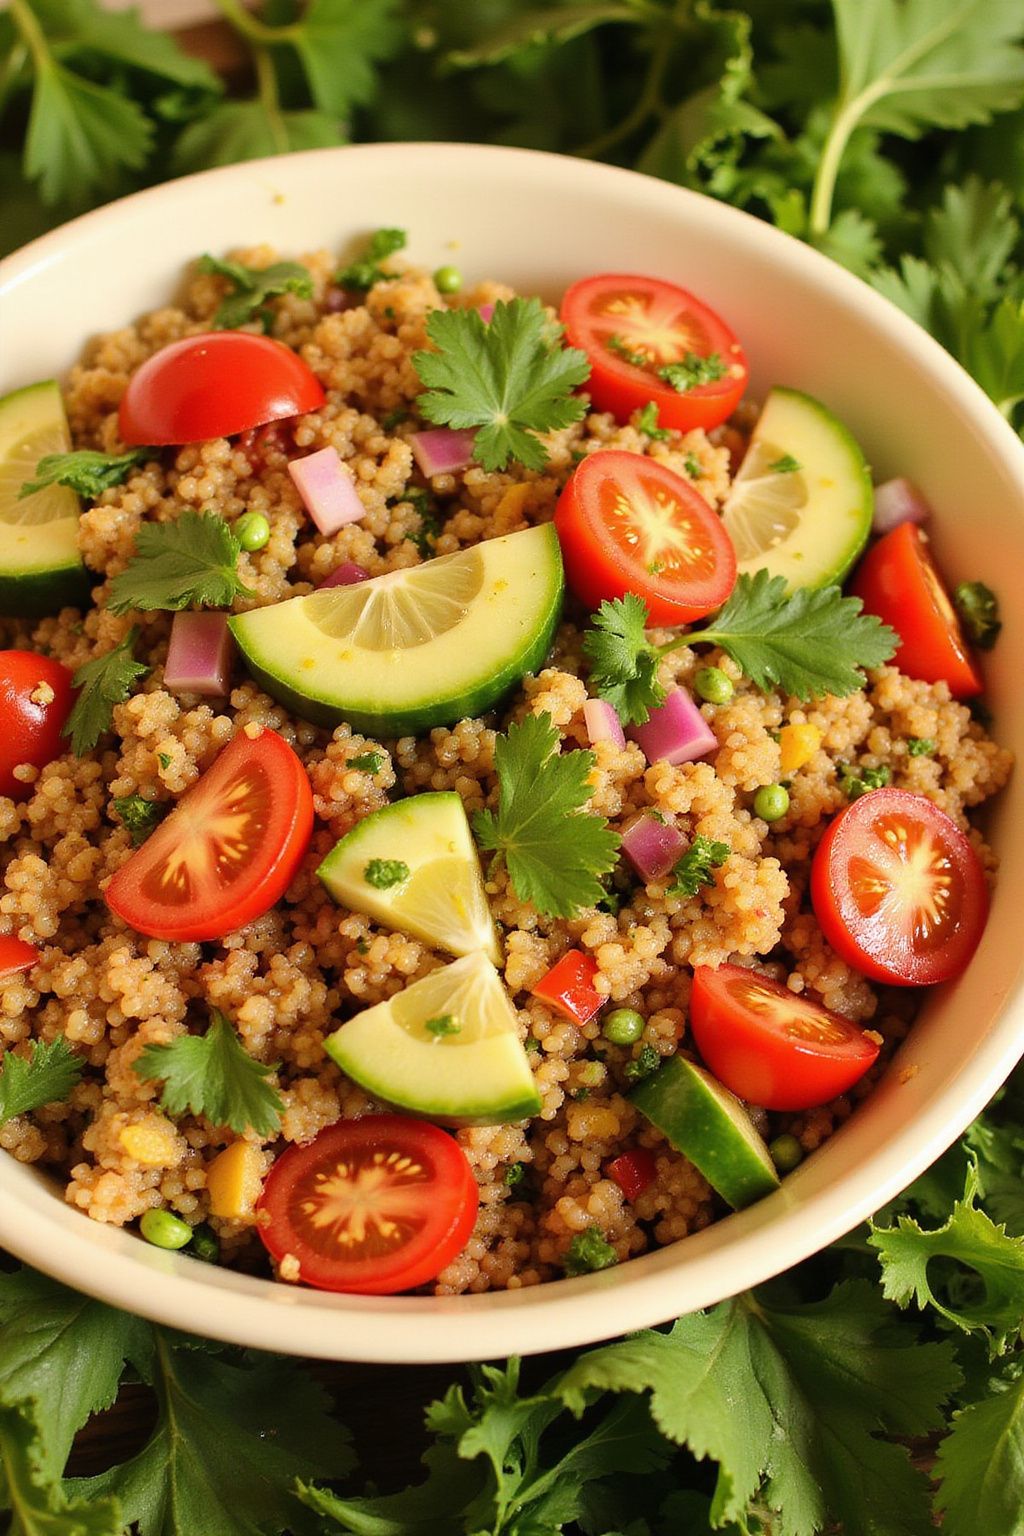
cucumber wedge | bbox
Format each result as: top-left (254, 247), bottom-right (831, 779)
top-left (231, 524), bottom-right (564, 736)
top-left (326, 951), bottom-right (541, 1125)
top-left (631, 1056), bottom-right (779, 1209)
top-left (721, 387), bottom-right (872, 590)
top-left (318, 791), bottom-right (501, 964)
top-left (0, 382), bottom-right (88, 617)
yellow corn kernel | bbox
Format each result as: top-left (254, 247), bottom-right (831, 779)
top-left (779, 723), bottom-right (822, 775)
top-left (119, 1117), bottom-right (181, 1168)
top-left (495, 482), bottom-right (532, 520)
top-left (206, 1141), bottom-right (264, 1220)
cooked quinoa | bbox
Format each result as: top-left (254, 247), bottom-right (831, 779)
top-left (0, 249), bottom-right (1013, 1294)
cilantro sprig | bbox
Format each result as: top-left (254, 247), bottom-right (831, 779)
top-left (413, 297), bottom-right (591, 471)
top-left (472, 712), bottom-right (619, 918)
top-left (198, 254), bottom-right (314, 330)
top-left (107, 510), bottom-right (255, 615)
top-left (336, 227), bottom-right (407, 291)
top-left (64, 629), bottom-right (150, 756)
top-left (668, 835), bottom-right (730, 898)
top-left (133, 1011), bottom-right (283, 1137)
top-left (19, 447), bottom-right (153, 500)
top-left (112, 793), bottom-right (168, 845)
top-left (0, 1037), bottom-right (82, 1125)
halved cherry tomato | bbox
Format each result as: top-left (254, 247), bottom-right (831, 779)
top-left (105, 727), bottom-right (313, 941)
top-left (0, 935), bottom-right (39, 979)
top-left (0, 651), bottom-right (74, 799)
top-left (689, 963), bottom-right (880, 1111)
top-left (607, 1147), bottom-right (657, 1202)
top-left (530, 949), bottom-right (603, 1025)
top-left (811, 787), bottom-right (988, 987)
top-left (555, 450), bottom-right (736, 624)
top-left (561, 274), bottom-right (748, 432)
top-left (256, 1115), bottom-right (479, 1294)
top-left (119, 332), bottom-right (325, 446)
top-left (850, 524), bottom-right (981, 698)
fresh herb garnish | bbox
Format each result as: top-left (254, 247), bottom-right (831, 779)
top-left (504, 1161), bottom-right (526, 1187)
top-left (838, 761), bottom-right (892, 800)
top-left (669, 835), bottom-right (731, 898)
top-left (0, 1037), bottom-right (82, 1125)
top-left (563, 1228), bottom-right (618, 1276)
top-left (64, 629), bottom-right (149, 756)
top-left (624, 1043), bottom-right (661, 1083)
top-left (605, 334), bottom-right (647, 367)
top-left (198, 254), bottom-right (314, 330)
top-left (413, 297), bottom-right (590, 471)
top-left (907, 736), bottom-right (936, 757)
top-left (348, 751), bottom-right (384, 773)
top-left (657, 352), bottom-right (728, 391)
top-left (133, 1010), bottom-right (283, 1137)
top-left (683, 452), bottom-right (702, 478)
top-left (157, 752), bottom-right (172, 770)
top-left (769, 453), bottom-right (802, 473)
top-left (336, 227), bottom-right (407, 291)
top-left (364, 858), bottom-right (410, 890)
top-left (108, 510), bottom-right (255, 614)
top-left (112, 793), bottom-right (168, 845)
top-left (19, 446), bottom-right (153, 500)
top-left (954, 580), bottom-right (1002, 649)
top-left (582, 593), bottom-right (666, 727)
top-left (472, 712), bottom-right (619, 919)
top-left (424, 1014), bottom-right (461, 1038)
top-left (635, 401), bottom-right (670, 440)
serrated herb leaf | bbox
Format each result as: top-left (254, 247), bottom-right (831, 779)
top-left (668, 835), bottom-right (730, 898)
top-left (582, 594), bottom-right (667, 726)
top-left (19, 447), bottom-right (152, 500)
top-left (172, 102), bottom-right (339, 176)
top-left (25, 60), bottom-right (151, 207)
top-left (336, 226), bottom-right (406, 290)
top-left (133, 1011), bottom-right (283, 1137)
top-left (0, 1038), bottom-right (82, 1127)
top-left (934, 1371), bottom-right (1024, 1536)
top-left (108, 510), bottom-right (254, 615)
top-left (198, 254), bottom-right (314, 330)
top-left (64, 628), bottom-right (150, 756)
top-left (112, 794), bottom-right (168, 846)
top-left (291, 0), bottom-right (403, 118)
top-left (0, 1400), bottom-right (122, 1536)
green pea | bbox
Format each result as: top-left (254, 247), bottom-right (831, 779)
top-left (188, 1223), bottom-right (220, 1264)
top-left (694, 665), bottom-right (734, 705)
top-left (602, 1007), bottom-right (645, 1046)
top-left (769, 1133), bottom-right (804, 1173)
top-left (140, 1207), bottom-right (192, 1251)
top-left (433, 265), bottom-right (463, 295)
top-left (235, 512), bottom-right (270, 552)
top-left (754, 783), bottom-right (790, 822)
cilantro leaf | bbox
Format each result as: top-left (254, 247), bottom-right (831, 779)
top-left (0, 1400), bottom-right (122, 1536)
top-left (291, 0), bottom-right (403, 118)
top-left (50, 0), bottom-right (222, 93)
top-left (923, 178), bottom-right (1020, 302)
top-left (25, 60), bottom-right (152, 207)
top-left (133, 1011), bottom-right (283, 1137)
top-left (112, 794), bottom-right (168, 846)
top-left (413, 297), bottom-right (591, 471)
top-left (635, 401), bottom-right (670, 440)
top-left (172, 103), bottom-right (339, 176)
top-left (348, 750), bottom-right (383, 773)
top-left (582, 594), bottom-right (666, 726)
top-left (668, 835), bottom-right (730, 898)
top-left (336, 227), bottom-right (407, 290)
top-left (19, 447), bottom-right (152, 500)
top-left (198, 254), bottom-right (314, 330)
top-left (907, 736), bottom-right (935, 756)
top-left (64, 629), bottom-right (149, 756)
top-left (563, 1228), bottom-right (618, 1275)
top-left (657, 352), bottom-right (728, 391)
top-left (472, 712), bottom-right (619, 918)
top-left (0, 1038), bottom-right (82, 1126)
top-left (954, 579), bottom-right (1002, 649)
top-left (934, 1370), bottom-right (1024, 1536)
top-left (108, 510), bottom-right (254, 615)
top-left (364, 858), bottom-right (409, 889)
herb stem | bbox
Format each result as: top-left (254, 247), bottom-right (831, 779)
top-left (808, 96), bottom-right (863, 238)
top-left (8, 0), bottom-right (51, 72)
top-left (209, 0), bottom-right (296, 44)
top-left (253, 43), bottom-right (288, 155)
top-left (573, 20), bottom-right (676, 160)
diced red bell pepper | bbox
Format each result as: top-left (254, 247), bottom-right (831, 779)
top-left (607, 1148), bottom-right (657, 1203)
top-left (0, 935), bottom-right (39, 980)
top-left (530, 949), bottom-right (603, 1025)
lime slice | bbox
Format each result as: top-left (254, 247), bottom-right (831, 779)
top-left (326, 951), bottom-right (541, 1124)
top-left (719, 438), bottom-right (808, 563)
top-left (317, 791), bottom-right (501, 965)
top-left (0, 381), bottom-right (87, 616)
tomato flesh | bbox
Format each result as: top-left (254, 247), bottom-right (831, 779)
top-left (530, 949), bottom-right (603, 1025)
top-left (690, 963), bottom-right (880, 1110)
top-left (105, 728), bottom-right (313, 941)
top-left (811, 787), bottom-right (988, 986)
top-left (256, 1115), bottom-right (479, 1294)
top-left (850, 524), bottom-right (981, 698)
top-left (607, 1148), bottom-right (657, 1202)
top-left (555, 450), bottom-right (736, 624)
top-left (0, 935), bottom-right (40, 980)
top-left (119, 332), bottom-right (326, 446)
top-left (561, 273), bottom-right (748, 433)
top-left (0, 651), bottom-right (75, 799)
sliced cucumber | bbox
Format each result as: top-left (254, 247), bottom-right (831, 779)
top-left (721, 387), bottom-right (873, 590)
top-left (630, 1056), bottom-right (780, 1209)
top-left (326, 950), bottom-right (541, 1125)
top-left (231, 524), bottom-right (564, 736)
top-left (318, 791), bottom-right (501, 964)
top-left (0, 382), bottom-right (88, 617)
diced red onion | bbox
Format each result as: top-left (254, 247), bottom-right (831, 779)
top-left (164, 611), bottom-right (233, 697)
top-left (628, 688), bottom-right (718, 766)
top-left (477, 303), bottom-right (495, 323)
top-left (317, 561), bottom-right (369, 589)
top-left (288, 447), bottom-right (367, 535)
top-left (872, 477), bottom-right (931, 535)
top-left (583, 697), bottom-right (625, 749)
top-left (620, 814), bottom-right (686, 883)
top-left (410, 428), bottom-right (476, 478)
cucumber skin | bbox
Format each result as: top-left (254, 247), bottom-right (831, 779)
top-left (0, 563), bottom-right (91, 619)
top-left (325, 1033), bottom-right (542, 1127)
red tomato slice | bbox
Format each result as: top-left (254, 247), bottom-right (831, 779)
top-left (105, 728), bottom-right (313, 941)
top-left (256, 1115), bottom-right (479, 1294)
top-left (811, 787), bottom-right (988, 987)
top-left (554, 450), bottom-right (736, 624)
top-left (690, 963), bottom-right (880, 1111)
top-left (607, 1148), bottom-right (657, 1202)
top-left (119, 332), bottom-right (325, 446)
top-left (0, 935), bottom-right (40, 980)
top-left (850, 524), bottom-right (981, 698)
top-left (561, 274), bottom-right (748, 432)
top-left (0, 651), bottom-right (75, 799)
top-left (530, 949), bottom-right (603, 1025)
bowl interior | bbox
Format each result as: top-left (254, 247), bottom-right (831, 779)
top-left (1, 142), bottom-right (1023, 1363)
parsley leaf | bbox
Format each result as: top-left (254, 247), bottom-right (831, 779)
top-left (172, 103), bottom-right (339, 177)
top-left (291, 0), bottom-right (403, 118)
top-left (473, 712), bottom-right (619, 918)
top-left (955, 579), bottom-right (1002, 649)
top-left (108, 511), bottom-right (255, 615)
top-left (64, 629), bottom-right (150, 756)
top-left (582, 593), bottom-right (667, 726)
top-left (623, 1043), bottom-right (660, 1083)
top-left (907, 736), bottom-right (935, 756)
top-left (563, 1228), bottom-right (618, 1276)
top-left (336, 227), bottom-right (407, 290)
top-left (425, 1014), bottom-right (461, 1038)
top-left (0, 1038), bottom-right (82, 1126)
top-left (19, 447), bottom-right (152, 500)
top-left (112, 794), bottom-right (168, 846)
top-left (935, 1370), bottom-right (1024, 1536)
top-left (364, 858), bottom-right (409, 889)
top-left (413, 297), bottom-right (590, 471)
top-left (669, 835), bottom-right (730, 897)
top-left (0, 1400), bottom-right (122, 1536)
top-left (635, 401), bottom-right (670, 439)
top-left (133, 1011), bottom-right (283, 1137)
top-left (25, 61), bottom-right (152, 207)
top-left (657, 351), bottom-right (728, 391)
top-left (769, 452), bottom-right (802, 473)
top-left (198, 254), bottom-right (313, 330)
top-left (838, 760), bottom-right (892, 800)
top-left (348, 751), bottom-right (384, 773)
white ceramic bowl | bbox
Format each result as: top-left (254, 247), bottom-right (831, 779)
top-left (1, 143), bottom-right (1022, 1364)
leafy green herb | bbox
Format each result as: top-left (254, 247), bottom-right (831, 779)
top-left (683, 451), bottom-right (702, 478)
top-left (472, 712), bottom-right (619, 919)
top-left (64, 629), bottom-right (149, 755)
top-left (635, 401), bottom-right (670, 440)
top-left (838, 760), bottom-right (893, 800)
top-left (504, 1161), bottom-right (526, 1187)
top-left (935, 1370), bottom-right (1024, 1536)
top-left (348, 751), bottom-right (384, 773)
top-left (623, 1043), bottom-right (660, 1083)
top-left (657, 351), bottom-right (728, 391)
top-left (364, 858), bottom-right (409, 889)
top-left (769, 452), bottom-right (802, 473)
top-left (955, 579), bottom-right (1002, 649)
top-left (336, 226), bottom-right (406, 290)
top-left (563, 1228), bottom-right (618, 1276)
top-left (198, 253), bottom-right (313, 329)
top-left (0, 1400), bottom-right (122, 1536)
top-left (0, 1037), bottom-right (82, 1126)
top-left (907, 736), bottom-right (936, 756)
top-left (605, 333), bottom-right (647, 367)
top-left (425, 1014), bottom-right (461, 1038)
top-left (413, 297), bottom-right (590, 471)
top-left (19, 446), bottom-right (152, 500)
top-left (133, 1011), bottom-right (283, 1137)
top-left (156, 752), bottom-right (172, 770)
top-left (582, 593), bottom-right (667, 727)
top-left (108, 510), bottom-right (255, 615)
top-left (112, 794), bottom-right (167, 846)
top-left (668, 835), bottom-right (731, 898)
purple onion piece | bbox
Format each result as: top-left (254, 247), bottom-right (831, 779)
top-left (317, 562), bottom-right (369, 589)
top-left (288, 446), bottom-right (367, 535)
top-left (872, 476), bottom-right (931, 535)
top-left (583, 697), bottom-right (626, 749)
top-left (410, 428), bottom-right (476, 478)
top-left (620, 814), bottom-right (686, 883)
top-left (164, 611), bottom-right (234, 697)
top-left (628, 688), bottom-right (718, 766)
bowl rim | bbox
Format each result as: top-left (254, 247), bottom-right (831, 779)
top-left (2, 138), bottom-right (1023, 1364)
